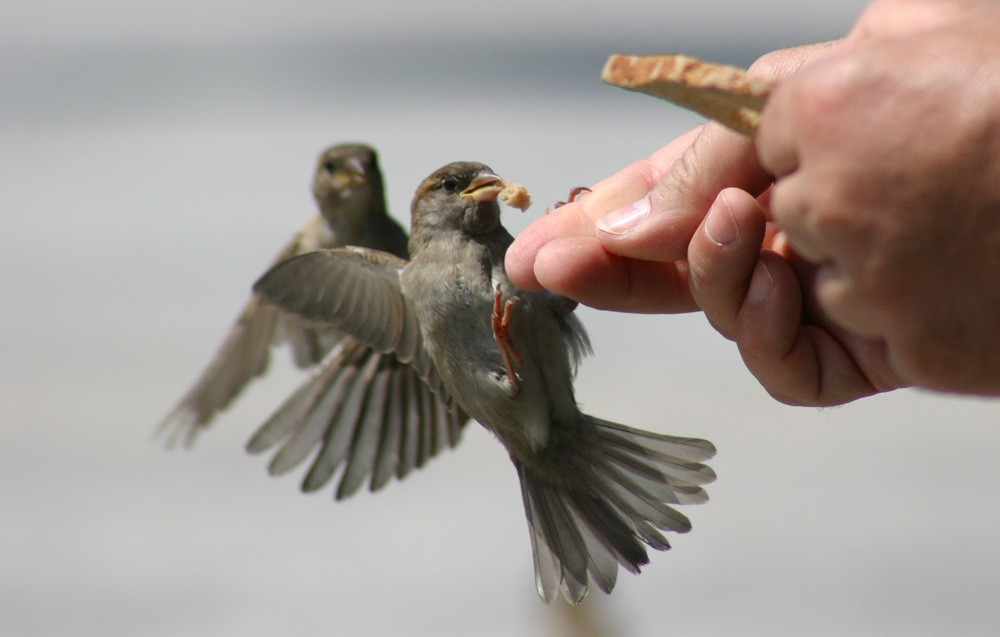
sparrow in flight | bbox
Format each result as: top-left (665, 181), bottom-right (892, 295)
top-left (253, 161), bottom-right (716, 603)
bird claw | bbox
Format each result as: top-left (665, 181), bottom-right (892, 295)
top-left (554, 187), bottom-right (592, 209)
top-left (546, 187), bottom-right (592, 214)
top-left (492, 285), bottom-right (523, 395)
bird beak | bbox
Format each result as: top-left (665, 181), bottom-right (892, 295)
top-left (461, 172), bottom-right (504, 202)
top-left (331, 158), bottom-right (368, 190)
top-left (345, 156), bottom-right (366, 178)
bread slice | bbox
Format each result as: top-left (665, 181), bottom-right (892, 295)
top-left (601, 53), bottom-right (776, 137)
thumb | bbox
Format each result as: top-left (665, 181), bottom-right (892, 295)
top-left (596, 124), bottom-right (771, 262)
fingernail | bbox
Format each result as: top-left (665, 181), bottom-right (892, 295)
top-left (705, 192), bottom-right (739, 246)
top-left (747, 260), bottom-right (773, 304)
top-left (597, 197), bottom-right (649, 236)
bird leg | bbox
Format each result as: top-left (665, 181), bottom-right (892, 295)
top-left (492, 284), bottom-right (524, 395)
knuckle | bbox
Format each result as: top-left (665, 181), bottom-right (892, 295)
top-left (665, 143), bottom-right (700, 194)
top-left (791, 64), bottom-right (856, 131)
top-left (749, 48), bottom-right (807, 80)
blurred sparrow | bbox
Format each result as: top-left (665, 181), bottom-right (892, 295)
top-left (253, 161), bottom-right (716, 604)
top-left (159, 143), bottom-right (409, 445)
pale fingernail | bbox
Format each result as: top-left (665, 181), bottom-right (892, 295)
top-left (596, 197), bottom-right (649, 235)
top-left (705, 192), bottom-right (739, 246)
top-left (747, 260), bottom-right (773, 303)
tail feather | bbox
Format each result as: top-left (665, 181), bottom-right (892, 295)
top-left (571, 501), bottom-right (622, 592)
top-left (598, 471), bottom-right (692, 535)
top-left (519, 464), bottom-right (635, 603)
top-left (592, 417), bottom-right (715, 462)
top-left (516, 416), bottom-right (716, 604)
top-left (609, 455), bottom-right (709, 506)
top-left (531, 477), bottom-right (592, 599)
top-left (601, 437), bottom-right (715, 486)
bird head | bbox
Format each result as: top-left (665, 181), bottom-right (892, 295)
top-left (312, 143), bottom-right (386, 223)
top-left (409, 162), bottom-right (505, 248)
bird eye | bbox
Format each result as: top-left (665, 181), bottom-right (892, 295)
top-left (442, 179), bottom-right (458, 192)
top-left (323, 161), bottom-right (337, 173)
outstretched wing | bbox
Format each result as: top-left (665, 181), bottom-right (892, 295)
top-left (250, 247), bottom-right (467, 498)
top-left (253, 247), bottom-right (437, 386)
top-left (246, 338), bottom-right (469, 499)
top-left (157, 230), bottom-right (343, 447)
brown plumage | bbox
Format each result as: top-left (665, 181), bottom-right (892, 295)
top-left (253, 161), bottom-right (717, 603)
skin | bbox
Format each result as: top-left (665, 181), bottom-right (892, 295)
top-left (507, 0), bottom-right (1000, 405)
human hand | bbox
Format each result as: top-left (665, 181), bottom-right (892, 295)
top-left (509, 0), bottom-right (1000, 402)
top-left (757, 0), bottom-right (1000, 394)
top-left (686, 187), bottom-right (906, 405)
top-left (505, 42), bottom-right (869, 406)
top-left (505, 43), bottom-right (836, 313)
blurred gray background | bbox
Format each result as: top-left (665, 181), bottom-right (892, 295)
top-left (5, 1), bottom-right (1000, 635)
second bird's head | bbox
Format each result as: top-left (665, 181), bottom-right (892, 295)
top-left (312, 143), bottom-right (386, 220)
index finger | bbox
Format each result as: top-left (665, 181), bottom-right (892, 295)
top-left (506, 126), bottom-right (703, 291)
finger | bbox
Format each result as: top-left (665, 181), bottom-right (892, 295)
top-left (754, 41), bottom-right (849, 179)
top-left (687, 188), bottom-right (768, 340)
top-left (596, 123), bottom-right (773, 262)
top-left (781, 254), bottom-right (907, 394)
top-left (747, 40), bottom-right (844, 80)
top-left (811, 263), bottom-right (901, 341)
top-left (755, 80), bottom-right (800, 180)
top-left (592, 42), bottom-right (845, 266)
top-left (734, 251), bottom-right (879, 406)
top-left (764, 171), bottom-right (835, 264)
top-left (585, 125), bottom-right (708, 216)
top-left (505, 127), bottom-right (703, 292)
top-left (532, 236), bottom-right (696, 313)
top-left (505, 201), bottom-right (604, 291)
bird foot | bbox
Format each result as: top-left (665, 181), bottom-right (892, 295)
top-left (546, 187), bottom-right (592, 214)
top-left (554, 186), bottom-right (592, 208)
top-left (492, 284), bottom-right (523, 395)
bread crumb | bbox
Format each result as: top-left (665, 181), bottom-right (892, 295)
top-left (499, 180), bottom-right (531, 212)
